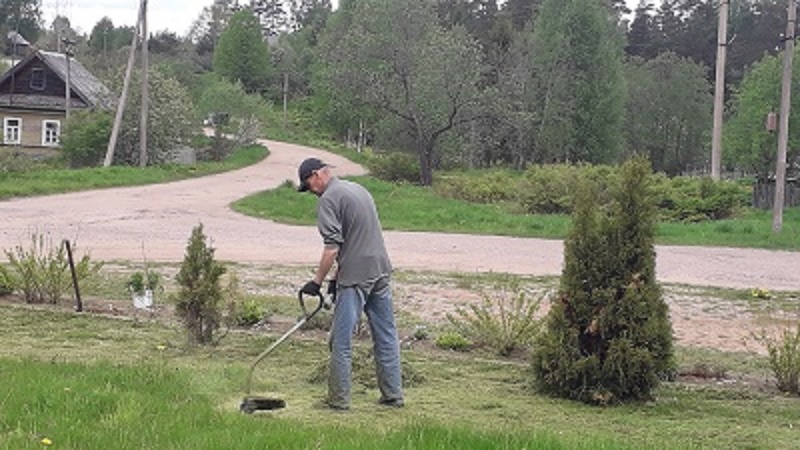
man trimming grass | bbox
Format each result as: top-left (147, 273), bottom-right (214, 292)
top-left (297, 157), bottom-right (404, 410)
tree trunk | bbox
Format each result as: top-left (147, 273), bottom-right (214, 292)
top-left (416, 138), bottom-right (435, 186)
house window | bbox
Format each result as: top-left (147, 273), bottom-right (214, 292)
top-left (3, 118), bottom-right (22, 145)
top-left (30, 68), bottom-right (46, 90)
top-left (42, 120), bottom-right (61, 146)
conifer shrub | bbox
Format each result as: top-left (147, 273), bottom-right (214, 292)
top-left (531, 157), bottom-right (674, 404)
top-left (175, 224), bottom-right (226, 345)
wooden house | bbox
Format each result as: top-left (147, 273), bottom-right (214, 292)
top-left (0, 50), bottom-right (113, 148)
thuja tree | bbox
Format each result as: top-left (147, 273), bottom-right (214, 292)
top-left (175, 224), bottom-right (226, 345)
top-left (531, 157), bottom-right (674, 404)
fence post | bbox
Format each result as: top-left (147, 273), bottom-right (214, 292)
top-left (63, 240), bottom-right (82, 312)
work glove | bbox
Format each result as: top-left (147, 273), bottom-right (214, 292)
top-left (301, 280), bottom-right (321, 296)
top-left (327, 280), bottom-right (337, 303)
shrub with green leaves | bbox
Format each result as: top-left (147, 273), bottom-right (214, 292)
top-left (531, 157), bottom-right (674, 405)
top-left (435, 331), bottom-right (472, 352)
top-left (174, 224), bottom-right (226, 345)
top-left (365, 152), bottom-right (420, 183)
top-left (517, 164), bottom-right (614, 215)
top-left (447, 286), bottom-right (544, 356)
top-left (0, 265), bottom-right (13, 295)
top-left (651, 174), bottom-right (749, 222)
top-left (3, 233), bottom-right (101, 304)
top-left (434, 170), bottom-right (517, 204)
top-left (757, 324), bottom-right (800, 395)
top-left (59, 111), bottom-right (112, 168)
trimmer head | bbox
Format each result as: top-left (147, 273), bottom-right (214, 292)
top-left (240, 396), bottom-right (286, 414)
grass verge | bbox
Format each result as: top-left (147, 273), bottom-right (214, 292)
top-left (0, 145), bottom-right (268, 201)
top-left (233, 177), bottom-right (800, 251)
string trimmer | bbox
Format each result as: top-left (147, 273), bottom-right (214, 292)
top-left (239, 290), bottom-right (328, 414)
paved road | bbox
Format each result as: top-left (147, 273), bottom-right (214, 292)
top-left (1, 140), bottom-right (798, 291)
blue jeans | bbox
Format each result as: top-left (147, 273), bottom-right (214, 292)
top-left (328, 280), bottom-right (403, 407)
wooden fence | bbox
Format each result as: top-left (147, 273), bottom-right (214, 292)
top-left (753, 178), bottom-right (800, 209)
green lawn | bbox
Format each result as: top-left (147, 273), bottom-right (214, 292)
top-left (233, 177), bottom-right (800, 251)
top-left (0, 145), bottom-right (268, 201)
top-left (1, 299), bottom-right (798, 450)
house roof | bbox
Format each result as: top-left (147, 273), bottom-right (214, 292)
top-left (0, 50), bottom-right (115, 110)
top-left (6, 31), bottom-right (30, 47)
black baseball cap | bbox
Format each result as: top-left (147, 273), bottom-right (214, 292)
top-left (297, 157), bottom-right (328, 192)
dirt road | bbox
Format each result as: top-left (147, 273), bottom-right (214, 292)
top-left (1, 139), bottom-right (798, 292)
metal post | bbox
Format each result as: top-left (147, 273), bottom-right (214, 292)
top-left (711, 0), bottom-right (730, 181)
top-left (63, 240), bottom-right (82, 312)
top-left (773, 0), bottom-right (797, 233)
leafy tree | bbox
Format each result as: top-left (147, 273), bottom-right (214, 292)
top-left (624, 52), bottom-right (712, 175)
top-left (197, 77), bottom-right (267, 160)
top-left (531, 157), bottom-right (674, 405)
top-left (725, 47), bottom-right (800, 178)
top-left (501, 0), bottom-right (543, 30)
top-left (252, 0), bottom-right (289, 36)
top-left (524, 0), bottom-right (625, 164)
top-left (189, 0), bottom-right (240, 70)
top-left (60, 111), bottom-right (113, 168)
top-left (213, 9), bottom-right (271, 95)
top-left (318, 0), bottom-right (488, 185)
top-left (175, 223), bottom-right (226, 346)
top-left (0, 0), bottom-right (42, 47)
top-left (105, 67), bottom-right (197, 166)
top-left (626, 1), bottom-right (658, 59)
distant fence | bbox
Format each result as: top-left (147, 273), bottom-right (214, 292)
top-left (753, 178), bottom-right (800, 209)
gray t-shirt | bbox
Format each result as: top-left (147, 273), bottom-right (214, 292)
top-left (317, 177), bottom-right (392, 287)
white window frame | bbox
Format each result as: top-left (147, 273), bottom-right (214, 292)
top-left (42, 120), bottom-right (61, 146)
top-left (3, 117), bottom-right (22, 145)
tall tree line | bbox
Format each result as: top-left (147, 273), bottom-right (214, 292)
top-left (16, 0), bottom-right (793, 178)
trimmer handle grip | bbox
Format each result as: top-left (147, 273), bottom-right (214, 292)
top-left (298, 290), bottom-right (325, 319)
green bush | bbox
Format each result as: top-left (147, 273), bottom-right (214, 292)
top-left (223, 272), bottom-right (264, 327)
top-left (3, 233), bottom-right (101, 304)
top-left (447, 287), bottom-right (544, 356)
top-left (0, 265), bottom-right (13, 295)
top-left (435, 331), bottom-right (472, 352)
top-left (516, 164), bottom-right (614, 215)
top-left (174, 224), bottom-right (226, 345)
top-left (651, 175), bottom-right (749, 222)
top-left (127, 270), bottom-right (161, 295)
top-left (365, 152), bottom-right (420, 183)
top-left (434, 171), bottom-right (517, 204)
top-left (531, 157), bottom-right (674, 405)
top-left (757, 324), bottom-right (800, 395)
top-left (59, 111), bottom-right (112, 168)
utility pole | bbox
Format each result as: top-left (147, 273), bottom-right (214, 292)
top-left (139, 0), bottom-right (150, 168)
top-left (773, 0), bottom-right (796, 233)
top-left (104, 0), bottom-right (145, 167)
top-left (63, 38), bottom-right (75, 121)
top-left (711, 0), bottom-right (730, 181)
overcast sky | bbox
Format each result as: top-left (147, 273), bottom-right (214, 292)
top-left (43, 0), bottom-right (648, 37)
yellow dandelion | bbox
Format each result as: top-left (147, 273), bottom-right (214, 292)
top-left (41, 437), bottom-right (53, 446)
top-left (156, 345), bottom-right (167, 351)
top-left (63, 387), bottom-right (71, 392)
